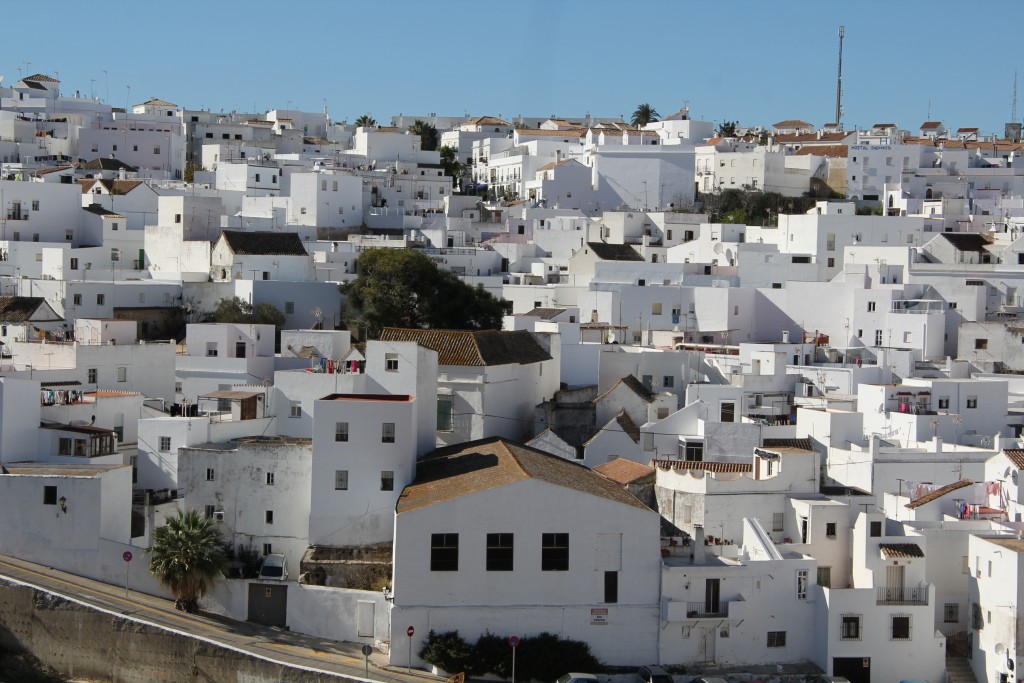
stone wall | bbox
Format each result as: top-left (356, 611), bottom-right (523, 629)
top-left (0, 579), bottom-right (349, 683)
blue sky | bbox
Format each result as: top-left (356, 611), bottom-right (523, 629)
top-left (4, 0), bottom-right (1021, 134)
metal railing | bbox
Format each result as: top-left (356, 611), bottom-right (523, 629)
top-left (685, 601), bottom-right (729, 618)
top-left (876, 586), bottom-right (928, 605)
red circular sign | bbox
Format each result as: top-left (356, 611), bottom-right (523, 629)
top-left (122, 551), bottom-right (133, 562)
top-left (508, 635), bottom-right (520, 648)
top-left (407, 626), bottom-right (415, 637)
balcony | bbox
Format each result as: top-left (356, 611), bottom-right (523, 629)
top-left (876, 586), bottom-right (928, 606)
top-left (685, 600), bottom-right (729, 618)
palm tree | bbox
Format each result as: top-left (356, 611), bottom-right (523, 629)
top-left (354, 113), bottom-right (377, 128)
top-left (147, 509), bottom-right (228, 613)
top-left (409, 119), bottom-right (439, 152)
top-left (631, 103), bottom-right (660, 128)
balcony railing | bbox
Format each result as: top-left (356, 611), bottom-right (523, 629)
top-left (685, 601), bottom-right (729, 618)
top-left (876, 586), bottom-right (928, 605)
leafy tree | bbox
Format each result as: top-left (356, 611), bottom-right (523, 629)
top-left (184, 161), bottom-right (205, 183)
top-left (630, 102), bottom-right (660, 128)
top-left (354, 113), bottom-right (377, 128)
top-left (410, 119), bottom-right (439, 152)
top-left (341, 248), bottom-right (506, 339)
top-left (718, 120), bottom-right (738, 137)
top-left (204, 297), bottom-right (285, 327)
top-left (146, 509), bottom-right (228, 612)
top-left (438, 145), bottom-right (463, 183)
top-left (418, 630), bottom-right (475, 675)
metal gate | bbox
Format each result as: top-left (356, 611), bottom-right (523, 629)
top-left (248, 583), bottom-right (288, 627)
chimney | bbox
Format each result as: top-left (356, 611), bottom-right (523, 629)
top-left (782, 330), bottom-right (790, 343)
top-left (934, 437), bottom-right (943, 455)
top-left (555, 149), bottom-right (562, 163)
top-left (693, 525), bottom-right (706, 564)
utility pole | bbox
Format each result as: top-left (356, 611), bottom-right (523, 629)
top-left (835, 26), bottom-right (845, 127)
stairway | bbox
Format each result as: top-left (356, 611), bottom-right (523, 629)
top-left (946, 656), bottom-right (979, 683)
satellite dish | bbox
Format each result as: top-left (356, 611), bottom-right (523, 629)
top-left (995, 642), bottom-right (1006, 655)
top-left (0, 75), bottom-right (4, 85)
top-left (713, 242), bottom-right (725, 255)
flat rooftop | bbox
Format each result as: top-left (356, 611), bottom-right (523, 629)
top-left (321, 393), bottom-right (412, 402)
top-left (3, 463), bottom-right (127, 477)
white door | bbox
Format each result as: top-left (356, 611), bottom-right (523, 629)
top-left (698, 626), bottom-right (716, 662)
top-left (356, 600), bottom-right (375, 638)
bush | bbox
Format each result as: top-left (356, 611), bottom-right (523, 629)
top-left (418, 630), bottom-right (475, 675)
top-left (473, 631), bottom-right (511, 678)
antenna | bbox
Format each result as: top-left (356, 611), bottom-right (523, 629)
top-left (835, 26), bottom-right (845, 127)
top-left (1013, 70), bottom-right (1019, 124)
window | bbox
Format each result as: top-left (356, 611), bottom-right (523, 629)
top-left (382, 422), bottom-right (395, 443)
top-left (380, 470), bottom-right (394, 491)
top-left (841, 614), bottom-right (861, 640)
top-left (542, 533), bottom-right (569, 571)
top-left (944, 603), bottom-right (960, 623)
top-left (385, 353), bottom-right (399, 371)
top-left (70, 258), bottom-right (78, 270)
top-left (939, 397), bottom-right (950, 410)
top-left (32, 200), bottom-right (39, 212)
top-left (826, 522), bottom-right (837, 538)
top-left (159, 436), bottom-right (171, 452)
top-left (174, 213), bottom-right (182, 224)
top-left (262, 543), bottom-right (272, 556)
top-left (59, 437), bottom-right (72, 455)
top-left (486, 533), bottom-right (513, 571)
top-left (967, 396), bottom-right (978, 409)
top-left (87, 368), bottom-right (97, 383)
top-left (289, 403), bottom-right (301, 418)
top-left (117, 367), bottom-right (127, 382)
top-left (604, 571), bottom-right (619, 603)
top-left (772, 512), bottom-right (784, 532)
top-left (334, 470), bottom-right (348, 490)
top-left (44, 486), bottom-right (57, 505)
top-left (891, 615), bottom-right (911, 640)
top-left (663, 376), bottom-right (674, 388)
top-left (720, 402), bottom-right (735, 423)
top-left (437, 394), bottom-right (454, 432)
top-left (335, 422), bottom-right (349, 442)
top-left (284, 301), bottom-right (294, 314)
top-left (962, 555), bottom-right (970, 575)
top-left (204, 505), bottom-right (215, 519)
top-left (870, 521), bottom-right (882, 537)
top-left (205, 468), bottom-right (215, 481)
top-left (767, 631), bottom-right (786, 648)
top-left (265, 510), bottom-right (274, 524)
top-left (651, 302), bottom-right (662, 315)
top-left (874, 330), bottom-right (883, 346)
top-left (796, 569), bottom-right (808, 599)
top-left (867, 301), bottom-right (876, 312)
top-left (430, 533), bottom-right (459, 571)
top-left (206, 342), bottom-right (218, 357)
top-left (817, 566), bottom-right (831, 588)
top-left (975, 338), bottom-right (988, 350)
top-left (97, 294), bottom-right (105, 305)
top-left (266, 472), bottom-right (275, 486)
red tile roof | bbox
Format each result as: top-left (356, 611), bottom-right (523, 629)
top-left (905, 479), bottom-right (973, 509)
top-left (655, 460), bottom-right (752, 473)
top-left (595, 458), bottom-right (654, 484)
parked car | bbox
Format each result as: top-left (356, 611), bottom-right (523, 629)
top-left (811, 677), bottom-right (851, 683)
top-left (696, 678), bottom-right (728, 683)
top-left (556, 674), bottom-right (599, 683)
top-left (637, 666), bottom-right (673, 683)
top-left (257, 553), bottom-right (288, 581)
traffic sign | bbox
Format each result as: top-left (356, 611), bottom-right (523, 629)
top-left (508, 635), bottom-right (520, 648)
top-left (122, 551), bottom-right (133, 562)
top-left (407, 625), bottom-right (415, 637)
top-left (361, 644), bottom-right (373, 657)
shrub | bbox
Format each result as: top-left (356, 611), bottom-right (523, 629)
top-left (516, 632), bottom-right (600, 682)
top-left (418, 630), bottom-right (474, 675)
top-left (473, 631), bottom-right (511, 678)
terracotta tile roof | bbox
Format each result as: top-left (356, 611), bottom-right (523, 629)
top-left (794, 144), bottom-right (848, 158)
top-left (654, 460), bottom-right (753, 473)
top-left (703, 137), bottom-right (723, 145)
top-left (245, 120), bottom-right (274, 126)
top-left (871, 123), bottom-right (897, 129)
top-left (82, 158), bottom-right (137, 172)
top-left (879, 543), bottom-right (925, 558)
top-left (77, 179), bottom-right (145, 195)
top-left (958, 127), bottom-right (979, 133)
top-left (939, 232), bottom-right (991, 253)
top-left (906, 479), bottom-right (973, 509)
top-left (4, 464), bottom-right (123, 478)
top-left (522, 308), bottom-right (566, 320)
top-left (595, 458), bottom-right (654, 484)
top-left (773, 120), bottom-right (812, 128)
top-left (920, 121), bottom-right (943, 129)
top-left (396, 437), bottom-right (651, 513)
top-left (585, 242), bottom-right (643, 261)
top-left (614, 411), bottom-right (640, 443)
top-left (762, 438), bottom-right (815, 452)
top-left (378, 328), bottom-right (551, 367)
top-left (466, 116), bottom-right (511, 127)
top-left (536, 158), bottom-right (577, 172)
top-left (0, 297), bottom-right (50, 323)
top-left (220, 230), bottom-right (308, 256)
top-left (33, 165), bottom-right (73, 176)
top-left (24, 74), bottom-right (58, 83)
top-left (137, 98), bottom-right (177, 108)
top-left (82, 204), bottom-right (124, 218)
top-left (594, 375), bottom-right (656, 405)
top-left (515, 128), bottom-right (586, 138)
top-left (1004, 449), bottom-right (1024, 468)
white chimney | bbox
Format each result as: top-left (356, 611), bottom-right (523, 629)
top-left (782, 330), bottom-right (790, 343)
top-left (693, 525), bottom-right (706, 564)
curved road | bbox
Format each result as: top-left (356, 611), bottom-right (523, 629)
top-left (0, 553), bottom-right (434, 683)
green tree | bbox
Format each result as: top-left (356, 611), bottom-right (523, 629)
top-left (184, 161), bottom-right (205, 183)
top-left (204, 297), bottom-right (285, 326)
top-left (438, 145), bottom-right (463, 183)
top-left (718, 120), bottom-right (738, 137)
top-left (341, 248), bottom-right (506, 339)
top-left (630, 102), bottom-right (660, 128)
top-left (410, 119), bottom-right (439, 152)
top-left (354, 113), bottom-right (377, 128)
top-left (146, 509), bottom-right (228, 612)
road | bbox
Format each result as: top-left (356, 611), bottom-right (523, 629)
top-left (0, 553), bottom-right (435, 683)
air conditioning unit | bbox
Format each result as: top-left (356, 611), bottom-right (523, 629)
top-left (213, 510), bottom-right (225, 522)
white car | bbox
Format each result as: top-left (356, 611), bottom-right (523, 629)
top-left (258, 553), bottom-right (288, 580)
top-left (556, 673), bottom-right (599, 683)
